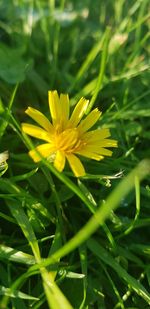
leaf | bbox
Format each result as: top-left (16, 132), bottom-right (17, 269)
top-left (0, 285), bottom-right (39, 300)
top-left (6, 199), bottom-right (40, 258)
top-left (87, 238), bottom-right (150, 304)
top-left (0, 245), bottom-right (35, 265)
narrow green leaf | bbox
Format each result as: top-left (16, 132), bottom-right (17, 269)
top-left (0, 286), bottom-right (39, 301)
top-left (0, 84), bottom-right (18, 139)
top-left (0, 245), bottom-right (35, 265)
top-left (87, 27), bottom-right (111, 113)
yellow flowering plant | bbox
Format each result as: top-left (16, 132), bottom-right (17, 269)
top-left (22, 90), bottom-right (117, 177)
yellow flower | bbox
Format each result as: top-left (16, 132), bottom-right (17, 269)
top-left (22, 90), bottom-right (117, 177)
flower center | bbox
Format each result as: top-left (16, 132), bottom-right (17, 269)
top-left (54, 128), bottom-right (79, 153)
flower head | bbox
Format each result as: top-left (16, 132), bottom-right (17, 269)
top-left (22, 91), bottom-right (117, 177)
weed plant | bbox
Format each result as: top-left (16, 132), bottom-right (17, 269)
top-left (0, 0), bottom-right (150, 308)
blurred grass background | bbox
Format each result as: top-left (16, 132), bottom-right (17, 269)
top-left (0, 0), bottom-right (150, 308)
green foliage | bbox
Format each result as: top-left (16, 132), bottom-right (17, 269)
top-left (0, 0), bottom-right (150, 308)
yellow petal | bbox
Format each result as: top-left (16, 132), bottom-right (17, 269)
top-left (29, 143), bottom-right (56, 162)
top-left (86, 138), bottom-right (118, 148)
top-left (96, 148), bottom-right (112, 156)
top-left (67, 97), bottom-right (89, 127)
top-left (22, 123), bottom-right (53, 142)
top-left (25, 107), bottom-right (53, 132)
top-left (60, 93), bottom-right (70, 124)
top-left (81, 128), bottom-right (110, 143)
top-left (77, 108), bottom-right (101, 134)
top-left (48, 90), bottom-right (60, 125)
top-left (100, 139), bottom-right (118, 147)
top-left (82, 128), bottom-right (111, 142)
top-left (54, 151), bottom-right (66, 172)
top-left (66, 154), bottom-right (85, 177)
top-left (75, 149), bottom-right (104, 161)
top-left (83, 144), bottom-right (113, 156)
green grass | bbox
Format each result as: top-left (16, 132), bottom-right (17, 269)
top-left (0, 0), bottom-right (150, 308)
